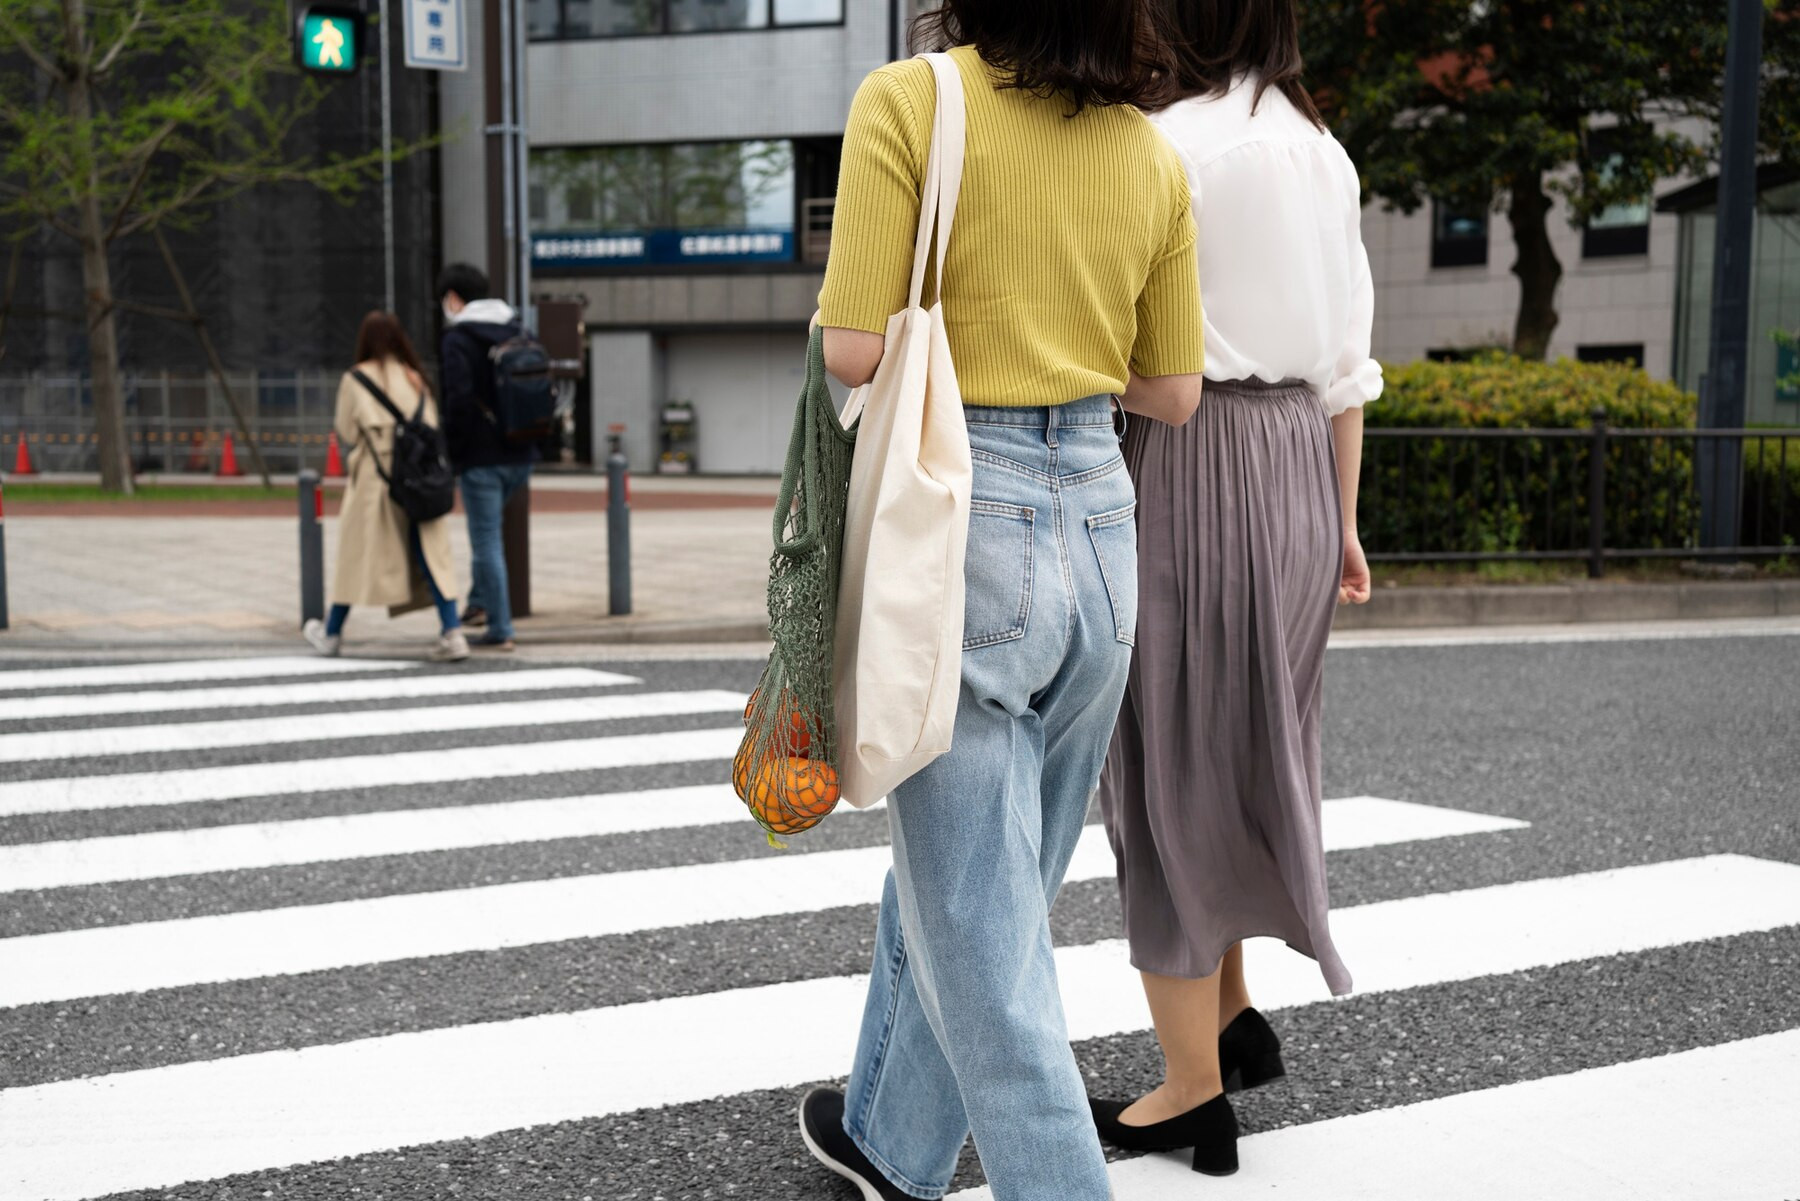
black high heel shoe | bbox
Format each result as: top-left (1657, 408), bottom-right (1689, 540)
top-left (1089, 1092), bottom-right (1239, 1176)
top-left (1220, 1007), bottom-right (1287, 1094)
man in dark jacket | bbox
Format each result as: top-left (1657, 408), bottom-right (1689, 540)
top-left (437, 262), bottom-right (535, 650)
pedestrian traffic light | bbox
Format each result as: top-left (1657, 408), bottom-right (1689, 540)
top-left (296, 5), bottom-right (362, 74)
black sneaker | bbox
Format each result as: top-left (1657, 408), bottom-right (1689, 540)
top-left (798, 1087), bottom-right (920, 1201)
top-left (460, 605), bottom-right (488, 628)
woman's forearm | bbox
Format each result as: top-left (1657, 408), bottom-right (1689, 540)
top-left (1331, 406), bottom-right (1363, 532)
top-left (1120, 371), bottom-right (1204, 426)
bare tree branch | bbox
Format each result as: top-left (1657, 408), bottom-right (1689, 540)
top-left (104, 120), bottom-right (179, 242)
top-left (92, 0), bottom-right (147, 76)
top-left (0, 9), bottom-right (66, 84)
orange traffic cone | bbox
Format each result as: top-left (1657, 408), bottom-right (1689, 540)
top-left (217, 431), bottom-right (242, 477)
top-left (323, 432), bottom-right (346, 478)
top-left (10, 433), bottom-right (35, 476)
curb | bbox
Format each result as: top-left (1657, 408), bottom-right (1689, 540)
top-left (3, 583), bottom-right (1796, 652)
top-left (1331, 579), bottom-right (1800, 631)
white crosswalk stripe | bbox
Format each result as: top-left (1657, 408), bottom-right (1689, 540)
top-left (951, 1031), bottom-right (1800, 1200)
top-left (0, 654), bottom-right (1794, 1201)
top-left (4, 856), bottom-right (1797, 1200)
top-left (0, 791), bottom-right (1518, 894)
top-left (0, 666), bottom-right (640, 721)
top-left (0, 690), bottom-right (748, 762)
top-left (0, 798), bottom-right (1524, 1005)
top-left (0, 656), bottom-right (415, 692)
top-left (0, 727), bottom-right (746, 815)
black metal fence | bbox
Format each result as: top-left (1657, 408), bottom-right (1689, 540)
top-left (1360, 410), bottom-right (1799, 576)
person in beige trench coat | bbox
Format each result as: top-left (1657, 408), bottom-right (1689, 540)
top-left (303, 312), bottom-right (469, 662)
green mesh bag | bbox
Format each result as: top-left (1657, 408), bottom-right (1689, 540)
top-left (735, 328), bottom-right (857, 846)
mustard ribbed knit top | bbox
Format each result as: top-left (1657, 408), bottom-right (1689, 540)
top-left (818, 46), bottom-right (1204, 408)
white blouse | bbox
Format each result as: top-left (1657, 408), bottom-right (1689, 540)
top-left (1148, 77), bottom-right (1383, 416)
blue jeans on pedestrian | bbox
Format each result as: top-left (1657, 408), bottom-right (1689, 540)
top-left (325, 525), bottom-right (460, 636)
top-left (841, 396), bottom-right (1138, 1201)
top-left (461, 462), bottom-right (531, 641)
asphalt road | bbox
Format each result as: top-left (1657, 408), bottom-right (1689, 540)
top-left (1, 628), bottom-right (1796, 1200)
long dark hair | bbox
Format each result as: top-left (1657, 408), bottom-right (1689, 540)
top-left (911, 0), bottom-right (1174, 115)
top-left (1152, 0), bottom-right (1323, 128)
top-left (353, 311), bottom-right (427, 384)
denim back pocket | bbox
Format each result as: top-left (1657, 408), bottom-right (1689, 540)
top-left (1086, 502), bottom-right (1139, 646)
top-left (963, 500), bottom-right (1035, 650)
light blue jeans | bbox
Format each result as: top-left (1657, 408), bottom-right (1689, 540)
top-left (842, 396), bottom-right (1138, 1201)
top-left (460, 462), bottom-right (531, 641)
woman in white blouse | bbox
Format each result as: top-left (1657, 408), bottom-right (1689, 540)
top-left (1089, 0), bottom-right (1379, 1176)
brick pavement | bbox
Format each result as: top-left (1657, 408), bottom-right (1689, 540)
top-left (1, 478), bottom-right (779, 650)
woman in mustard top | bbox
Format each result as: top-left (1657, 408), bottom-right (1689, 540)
top-left (795, 4), bottom-right (1204, 1200)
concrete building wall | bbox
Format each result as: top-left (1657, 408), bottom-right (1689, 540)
top-left (527, 17), bottom-right (887, 148)
top-left (1365, 196), bottom-right (1681, 378)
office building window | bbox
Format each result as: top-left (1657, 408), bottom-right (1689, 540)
top-left (1583, 134), bottom-right (1651, 258)
top-left (531, 140), bottom-right (798, 268)
top-left (1576, 343), bottom-right (1645, 368)
top-left (1431, 201), bottom-right (1489, 268)
top-left (532, 0), bottom-right (842, 38)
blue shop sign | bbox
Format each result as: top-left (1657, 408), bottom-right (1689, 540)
top-left (533, 228), bottom-right (792, 268)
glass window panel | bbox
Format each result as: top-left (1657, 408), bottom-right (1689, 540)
top-left (1435, 206), bottom-right (1487, 242)
top-left (772, 0), bottom-right (841, 23)
top-left (668, 0), bottom-right (769, 32)
top-left (526, 0), bottom-right (562, 39)
top-left (531, 141), bottom-right (796, 241)
top-left (564, 0), bottom-right (660, 36)
top-left (1590, 154), bottom-right (1650, 230)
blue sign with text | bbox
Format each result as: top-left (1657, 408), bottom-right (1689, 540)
top-left (532, 228), bottom-right (793, 269)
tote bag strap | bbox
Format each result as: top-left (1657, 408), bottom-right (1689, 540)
top-left (905, 52), bottom-right (968, 312)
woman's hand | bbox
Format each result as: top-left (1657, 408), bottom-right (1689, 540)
top-left (1339, 530), bottom-right (1371, 605)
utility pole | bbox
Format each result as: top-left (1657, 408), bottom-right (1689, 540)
top-left (379, 0), bottom-right (395, 313)
top-left (482, 0), bottom-right (529, 316)
top-left (1697, 0), bottom-right (1764, 553)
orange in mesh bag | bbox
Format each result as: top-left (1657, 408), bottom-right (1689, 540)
top-left (735, 689), bottom-right (839, 843)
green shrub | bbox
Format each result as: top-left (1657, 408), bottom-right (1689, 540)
top-left (1360, 357), bottom-right (1700, 557)
top-left (1742, 435), bottom-right (1800, 551)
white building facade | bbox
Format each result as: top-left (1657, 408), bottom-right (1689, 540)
top-left (439, 1), bottom-right (1701, 474)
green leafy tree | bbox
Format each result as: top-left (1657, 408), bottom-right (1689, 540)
top-left (0, 0), bottom-right (391, 493)
top-left (1302, 0), bottom-right (1800, 361)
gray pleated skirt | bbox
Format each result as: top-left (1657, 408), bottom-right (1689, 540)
top-left (1098, 378), bottom-right (1352, 996)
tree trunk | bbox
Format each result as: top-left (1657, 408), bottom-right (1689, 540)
top-left (1508, 171), bottom-right (1563, 362)
top-left (62, 0), bottom-right (133, 493)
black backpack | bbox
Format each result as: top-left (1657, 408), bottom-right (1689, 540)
top-left (352, 369), bottom-right (457, 523)
top-left (487, 332), bottom-right (558, 443)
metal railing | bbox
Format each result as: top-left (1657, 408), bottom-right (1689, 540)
top-left (1360, 410), bottom-right (1798, 576)
top-left (0, 371), bottom-right (342, 475)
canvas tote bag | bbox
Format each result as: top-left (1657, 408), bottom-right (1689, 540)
top-left (832, 51), bottom-right (973, 809)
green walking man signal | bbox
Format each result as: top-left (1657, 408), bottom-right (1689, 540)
top-left (296, 5), bottom-right (363, 73)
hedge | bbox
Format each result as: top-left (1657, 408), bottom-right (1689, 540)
top-left (1358, 357), bottom-right (1795, 557)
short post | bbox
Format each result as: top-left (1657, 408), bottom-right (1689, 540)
top-left (0, 477), bottom-right (10, 631)
top-left (1587, 406), bottom-right (1608, 580)
top-left (504, 484), bottom-right (532, 619)
top-left (607, 424), bottom-right (632, 616)
top-left (298, 469), bottom-right (324, 627)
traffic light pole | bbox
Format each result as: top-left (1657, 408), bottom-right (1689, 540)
top-left (379, 0), bottom-right (395, 314)
top-left (1698, 0), bottom-right (1764, 552)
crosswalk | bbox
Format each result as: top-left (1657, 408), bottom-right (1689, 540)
top-left (1, 653), bottom-right (1795, 1201)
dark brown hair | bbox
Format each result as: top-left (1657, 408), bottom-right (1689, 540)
top-left (1152, 0), bottom-right (1324, 128)
top-left (911, 0), bottom-right (1175, 115)
top-left (353, 311), bottom-right (427, 384)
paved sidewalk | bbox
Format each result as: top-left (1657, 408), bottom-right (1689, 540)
top-left (3, 473), bottom-right (1797, 651)
top-left (2, 482), bottom-right (780, 651)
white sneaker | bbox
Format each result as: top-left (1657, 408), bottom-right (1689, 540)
top-left (302, 619), bottom-right (341, 657)
top-left (432, 630), bottom-right (471, 662)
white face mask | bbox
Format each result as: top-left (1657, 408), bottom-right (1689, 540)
top-left (442, 302), bottom-right (458, 324)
